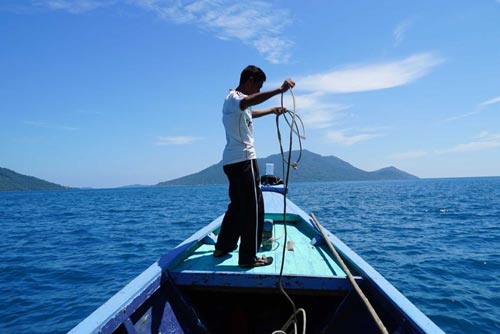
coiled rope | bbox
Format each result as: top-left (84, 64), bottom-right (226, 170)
top-left (276, 88), bottom-right (306, 171)
top-left (272, 87), bottom-right (307, 334)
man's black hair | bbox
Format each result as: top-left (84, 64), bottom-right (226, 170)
top-left (239, 65), bottom-right (266, 86)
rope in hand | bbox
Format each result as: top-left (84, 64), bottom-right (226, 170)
top-left (276, 88), bottom-right (306, 171)
top-left (273, 87), bottom-right (307, 334)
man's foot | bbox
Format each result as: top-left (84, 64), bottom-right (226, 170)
top-left (239, 256), bottom-right (273, 268)
top-left (213, 249), bottom-right (230, 257)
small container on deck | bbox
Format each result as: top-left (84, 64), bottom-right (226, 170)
top-left (261, 218), bottom-right (274, 251)
top-left (265, 163), bottom-right (274, 176)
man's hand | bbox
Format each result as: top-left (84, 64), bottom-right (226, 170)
top-left (273, 107), bottom-right (287, 115)
top-left (280, 79), bottom-right (295, 93)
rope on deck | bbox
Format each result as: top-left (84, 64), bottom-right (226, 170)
top-left (310, 213), bottom-right (389, 334)
top-left (272, 308), bottom-right (307, 334)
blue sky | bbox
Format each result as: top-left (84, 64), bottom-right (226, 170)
top-left (1, 0), bottom-right (499, 188)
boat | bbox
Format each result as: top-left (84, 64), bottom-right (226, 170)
top-left (68, 179), bottom-right (446, 334)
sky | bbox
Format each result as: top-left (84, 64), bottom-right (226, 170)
top-left (1, 0), bottom-right (499, 188)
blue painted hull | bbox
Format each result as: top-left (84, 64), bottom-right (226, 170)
top-left (69, 189), bottom-right (445, 334)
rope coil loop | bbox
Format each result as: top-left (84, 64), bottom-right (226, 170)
top-left (276, 87), bottom-right (306, 171)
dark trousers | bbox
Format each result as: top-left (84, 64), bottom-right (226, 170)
top-left (215, 159), bottom-right (264, 265)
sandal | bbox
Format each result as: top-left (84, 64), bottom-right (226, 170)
top-left (239, 256), bottom-right (274, 268)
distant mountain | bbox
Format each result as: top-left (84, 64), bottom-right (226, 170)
top-left (156, 150), bottom-right (418, 186)
top-left (0, 167), bottom-right (68, 191)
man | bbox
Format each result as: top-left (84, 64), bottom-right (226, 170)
top-left (214, 65), bottom-right (295, 268)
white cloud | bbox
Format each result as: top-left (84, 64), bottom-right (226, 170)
top-left (440, 140), bottom-right (500, 153)
top-left (393, 19), bottom-right (414, 47)
top-left (297, 53), bottom-right (445, 94)
top-left (436, 132), bottom-right (500, 154)
top-left (36, 0), bottom-right (294, 63)
top-left (36, 0), bottom-right (114, 13)
top-left (444, 111), bottom-right (478, 122)
top-left (129, 0), bottom-right (294, 64)
top-left (282, 53), bottom-right (443, 133)
top-left (392, 132), bottom-right (500, 159)
top-left (155, 136), bottom-right (202, 146)
top-left (289, 92), bottom-right (351, 130)
top-left (446, 95), bottom-right (500, 121)
top-left (478, 96), bottom-right (500, 107)
top-left (326, 129), bottom-right (383, 146)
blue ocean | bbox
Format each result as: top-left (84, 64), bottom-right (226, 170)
top-left (1, 178), bottom-right (499, 334)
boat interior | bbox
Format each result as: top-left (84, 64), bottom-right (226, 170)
top-left (164, 218), bottom-right (412, 334)
top-left (105, 217), bottom-right (419, 334)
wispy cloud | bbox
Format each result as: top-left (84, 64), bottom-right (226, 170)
top-left (394, 132), bottom-right (500, 158)
top-left (393, 18), bottom-right (414, 47)
top-left (34, 0), bottom-right (114, 14)
top-left (24, 120), bottom-right (77, 131)
top-left (282, 53), bottom-right (444, 133)
top-left (478, 96), bottom-right (500, 107)
top-left (290, 92), bottom-right (351, 130)
top-left (326, 128), bottom-right (384, 146)
top-left (155, 136), bottom-right (203, 146)
top-left (296, 53), bottom-right (445, 94)
top-left (436, 132), bottom-right (500, 154)
top-left (36, 0), bottom-right (294, 64)
top-left (132, 0), bottom-right (294, 64)
top-left (445, 111), bottom-right (478, 122)
top-left (446, 95), bottom-right (500, 121)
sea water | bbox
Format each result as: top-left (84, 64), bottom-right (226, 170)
top-left (0, 178), bottom-right (499, 334)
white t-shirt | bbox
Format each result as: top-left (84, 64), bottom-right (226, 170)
top-left (222, 90), bottom-right (256, 165)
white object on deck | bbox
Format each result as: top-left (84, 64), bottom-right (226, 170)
top-left (266, 163), bottom-right (274, 175)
